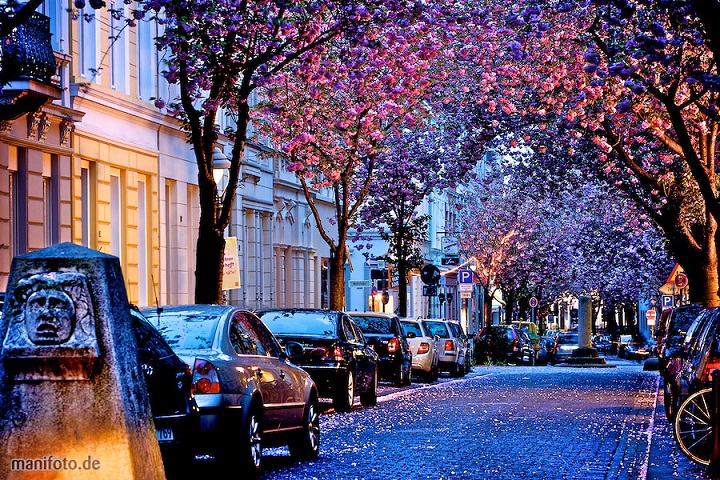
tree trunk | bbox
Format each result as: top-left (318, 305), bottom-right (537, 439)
top-left (504, 289), bottom-right (516, 324)
top-left (329, 246), bottom-right (346, 311)
top-left (397, 257), bottom-right (409, 317)
top-left (484, 287), bottom-right (493, 329)
top-left (195, 220), bottom-right (225, 304)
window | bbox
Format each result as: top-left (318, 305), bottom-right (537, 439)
top-left (137, 18), bottom-right (158, 100)
top-left (137, 178), bottom-right (148, 305)
top-left (229, 313), bottom-right (267, 356)
top-left (9, 146), bottom-right (27, 255)
top-left (110, 173), bottom-right (122, 260)
top-left (78, 6), bottom-right (99, 81)
top-left (80, 163), bottom-right (91, 247)
top-left (109, 0), bottom-right (128, 93)
top-left (43, 153), bottom-right (59, 246)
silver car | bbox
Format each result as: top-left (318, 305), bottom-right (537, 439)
top-left (423, 318), bottom-right (469, 377)
top-left (400, 318), bottom-right (439, 382)
top-left (141, 305), bottom-right (319, 478)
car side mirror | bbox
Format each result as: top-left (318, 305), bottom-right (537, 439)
top-left (283, 341), bottom-right (304, 361)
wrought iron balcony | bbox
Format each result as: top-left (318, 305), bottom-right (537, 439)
top-left (0, 7), bottom-right (61, 121)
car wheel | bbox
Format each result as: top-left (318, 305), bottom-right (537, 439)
top-left (289, 394), bottom-right (320, 460)
top-left (333, 369), bottom-right (355, 412)
top-left (360, 369), bottom-right (378, 407)
top-left (240, 407), bottom-right (263, 477)
top-left (393, 363), bottom-right (404, 387)
top-left (404, 362), bottom-right (412, 386)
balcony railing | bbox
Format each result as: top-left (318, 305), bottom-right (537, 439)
top-left (0, 8), bottom-right (56, 84)
top-left (0, 7), bottom-right (61, 120)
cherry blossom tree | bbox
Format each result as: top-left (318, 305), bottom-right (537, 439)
top-left (457, 134), bottom-right (673, 328)
top-left (357, 115), bottom-right (477, 316)
top-left (133, 0), bottom-right (437, 304)
top-left (446, 1), bottom-right (719, 306)
top-left (255, 8), bottom-right (453, 310)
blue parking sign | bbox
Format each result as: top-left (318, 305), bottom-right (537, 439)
top-left (661, 295), bottom-right (673, 308)
top-left (458, 269), bottom-right (473, 283)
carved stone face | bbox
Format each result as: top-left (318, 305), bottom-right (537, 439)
top-left (24, 288), bottom-right (76, 345)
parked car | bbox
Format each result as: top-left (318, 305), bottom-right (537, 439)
top-left (512, 321), bottom-right (541, 361)
top-left (657, 304), bottom-right (703, 377)
top-left (667, 307), bottom-right (720, 420)
top-left (553, 333), bottom-right (580, 363)
top-left (592, 334), bottom-right (612, 353)
top-left (474, 324), bottom-right (528, 365)
top-left (400, 317), bottom-right (440, 382)
top-left (423, 318), bottom-right (469, 376)
top-left (130, 307), bottom-right (198, 477)
top-left (539, 335), bottom-right (558, 365)
top-left (617, 334), bottom-right (650, 360)
top-left (141, 305), bottom-right (320, 477)
top-left (349, 312), bottom-right (412, 387)
top-left (255, 308), bottom-right (379, 411)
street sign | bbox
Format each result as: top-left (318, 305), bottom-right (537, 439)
top-left (422, 285), bottom-right (438, 296)
top-left (646, 309), bottom-right (657, 325)
top-left (661, 295), bottom-right (674, 309)
top-left (420, 265), bottom-right (441, 285)
top-left (675, 273), bottom-right (689, 289)
top-left (349, 280), bottom-right (372, 288)
top-left (441, 256), bottom-right (460, 266)
top-left (529, 296), bottom-right (538, 308)
top-left (460, 291), bottom-right (472, 299)
top-left (458, 269), bottom-right (473, 284)
top-left (459, 283), bottom-right (473, 292)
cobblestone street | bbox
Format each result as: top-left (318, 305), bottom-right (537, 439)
top-left (258, 361), bottom-right (709, 480)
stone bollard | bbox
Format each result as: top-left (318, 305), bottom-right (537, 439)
top-left (0, 243), bottom-right (166, 480)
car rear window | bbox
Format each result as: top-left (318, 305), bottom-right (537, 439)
top-left (258, 310), bottom-right (337, 337)
top-left (147, 312), bottom-right (220, 350)
top-left (353, 316), bottom-right (393, 334)
top-left (557, 334), bottom-right (579, 345)
top-left (425, 321), bottom-right (450, 338)
top-left (401, 321), bottom-right (422, 338)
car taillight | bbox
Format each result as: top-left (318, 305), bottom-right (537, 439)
top-left (193, 359), bottom-right (220, 394)
top-left (702, 358), bottom-right (720, 382)
top-left (185, 363), bottom-right (195, 395)
top-left (418, 342), bottom-right (430, 355)
top-left (310, 346), bottom-right (343, 361)
top-left (512, 339), bottom-right (518, 351)
top-left (388, 337), bottom-right (400, 353)
top-left (444, 340), bottom-right (454, 352)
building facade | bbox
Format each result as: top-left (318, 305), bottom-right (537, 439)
top-left (1, 3), bottom-right (332, 309)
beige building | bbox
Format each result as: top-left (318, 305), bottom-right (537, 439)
top-left (1, 2), bottom-right (331, 309)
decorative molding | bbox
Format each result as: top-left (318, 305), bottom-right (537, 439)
top-left (37, 112), bottom-right (50, 142)
top-left (0, 120), bottom-right (14, 133)
top-left (59, 118), bottom-right (75, 146)
top-left (27, 111), bottom-right (42, 139)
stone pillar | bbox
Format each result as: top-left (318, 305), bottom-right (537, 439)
top-left (578, 295), bottom-right (593, 348)
top-left (568, 295), bottom-right (607, 365)
top-left (0, 243), bottom-right (165, 479)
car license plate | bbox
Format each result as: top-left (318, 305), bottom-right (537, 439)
top-left (156, 427), bottom-right (174, 442)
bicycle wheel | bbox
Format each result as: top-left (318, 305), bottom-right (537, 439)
top-left (674, 387), bottom-right (714, 466)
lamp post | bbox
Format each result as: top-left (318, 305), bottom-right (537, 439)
top-left (213, 147), bottom-right (231, 218)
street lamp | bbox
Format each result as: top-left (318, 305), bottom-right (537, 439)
top-left (212, 147), bottom-right (231, 187)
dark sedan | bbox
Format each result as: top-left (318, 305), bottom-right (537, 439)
top-left (130, 307), bottom-right (198, 478)
top-left (141, 305), bottom-right (320, 478)
top-left (349, 312), bottom-right (412, 387)
top-left (256, 308), bottom-right (379, 411)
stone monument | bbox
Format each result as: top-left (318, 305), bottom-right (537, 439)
top-left (567, 295), bottom-right (607, 366)
top-left (0, 243), bottom-right (166, 479)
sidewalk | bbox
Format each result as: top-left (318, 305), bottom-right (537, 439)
top-left (646, 374), bottom-right (709, 479)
